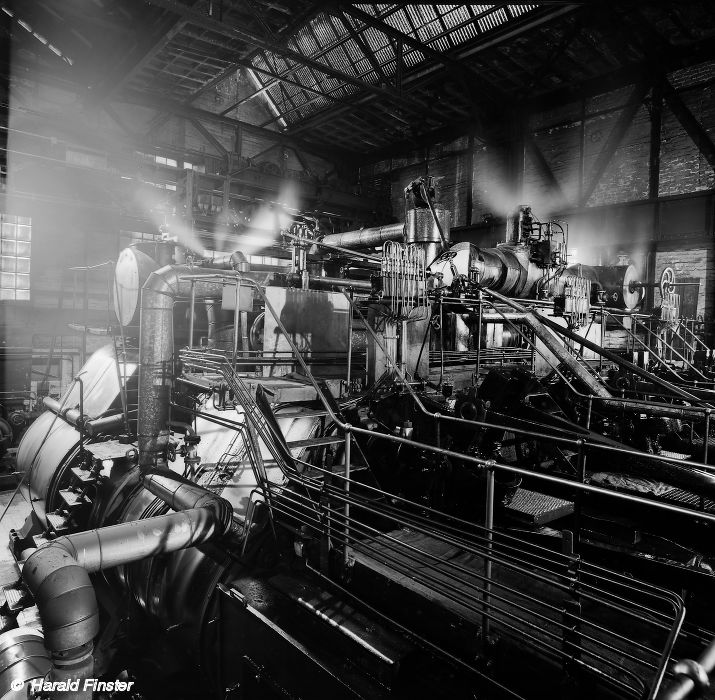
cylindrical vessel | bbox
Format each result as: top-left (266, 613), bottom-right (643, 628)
top-left (113, 247), bottom-right (158, 327)
top-left (405, 207), bottom-right (450, 264)
top-left (570, 264), bottom-right (642, 309)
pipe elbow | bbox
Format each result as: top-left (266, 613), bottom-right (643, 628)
top-left (22, 543), bottom-right (99, 655)
top-left (142, 472), bottom-right (234, 537)
top-left (143, 265), bottom-right (182, 299)
top-left (230, 250), bottom-right (249, 272)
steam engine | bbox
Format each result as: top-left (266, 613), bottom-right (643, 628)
top-left (1, 180), bottom-right (714, 700)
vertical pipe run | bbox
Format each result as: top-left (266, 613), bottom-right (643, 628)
top-left (575, 439), bottom-right (585, 547)
top-left (705, 410), bottom-right (712, 465)
top-left (188, 281), bottom-right (196, 348)
top-left (439, 299), bottom-right (445, 386)
top-left (343, 426), bottom-right (352, 568)
top-left (346, 291), bottom-right (354, 394)
top-left (483, 463), bottom-right (495, 651)
top-left (475, 290), bottom-right (483, 385)
top-left (232, 281), bottom-right (240, 369)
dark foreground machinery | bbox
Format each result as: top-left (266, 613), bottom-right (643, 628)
top-left (1, 185), bottom-right (714, 699)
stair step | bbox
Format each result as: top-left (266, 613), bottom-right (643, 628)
top-left (287, 436), bottom-right (345, 449)
top-left (71, 466), bottom-right (100, 483)
top-left (58, 489), bottom-right (91, 508)
top-left (46, 512), bottom-right (71, 534)
top-left (504, 488), bottom-right (574, 526)
top-left (31, 534), bottom-right (51, 550)
top-left (16, 605), bottom-right (42, 631)
top-left (3, 585), bottom-right (30, 612)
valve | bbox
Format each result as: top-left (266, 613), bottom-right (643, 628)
top-left (179, 434), bottom-right (202, 477)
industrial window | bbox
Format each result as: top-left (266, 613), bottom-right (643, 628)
top-left (0, 214), bottom-right (31, 301)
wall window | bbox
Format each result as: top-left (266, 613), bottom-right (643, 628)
top-left (0, 214), bottom-right (31, 300)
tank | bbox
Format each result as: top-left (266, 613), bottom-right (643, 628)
top-left (113, 246), bottom-right (158, 327)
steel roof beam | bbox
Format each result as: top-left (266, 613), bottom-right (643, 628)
top-left (141, 0), bottom-right (428, 117)
top-left (115, 92), bottom-right (359, 163)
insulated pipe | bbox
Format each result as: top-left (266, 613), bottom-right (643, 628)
top-left (319, 222), bottom-right (404, 249)
top-left (284, 273), bottom-right (373, 292)
top-left (22, 507), bottom-right (221, 699)
top-left (477, 302), bottom-right (611, 399)
top-left (517, 313), bottom-right (612, 398)
top-left (205, 250), bottom-right (250, 272)
top-left (138, 266), bottom-right (225, 469)
top-left (205, 299), bottom-right (217, 348)
top-left (142, 471), bottom-right (234, 535)
top-left (533, 309), bottom-right (707, 405)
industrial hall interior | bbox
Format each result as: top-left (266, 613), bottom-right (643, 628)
top-left (1, 0), bottom-right (715, 698)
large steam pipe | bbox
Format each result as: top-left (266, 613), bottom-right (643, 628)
top-left (142, 470), bottom-right (234, 534)
top-left (319, 222), bottom-right (404, 249)
top-left (205, 250), bottom-right (250, 272)
top-left (138, 266), bottom-right (226, 469)
top-left (481, 300), bottom-right (611, 398)
top-left (22, 507), bottom-right (225, 699)
top-left (518, 313), bottom-right (612, 398)
top-left (533, 310), bottom-right (708, 405)
top-left (205, 299), bottom-right (217, 348)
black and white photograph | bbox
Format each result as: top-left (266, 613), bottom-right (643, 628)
top-left (0, 2), bottom-right (714, 698)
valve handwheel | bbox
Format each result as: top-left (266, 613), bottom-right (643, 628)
top-left (660, 267), bottom-right (675, 297)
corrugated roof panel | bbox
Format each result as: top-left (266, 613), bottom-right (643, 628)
top-left (406, 4), bottom-right (436, 27)
top-left (319, 76), bottom-right (341, 92)
top-left (449, 24), bottom-right (474, 45)
top-left (280, 81), bottom-right (299, 99)
top-left (362, 25), bottom-right (390, 51)
top-left (432, 36), bottom-right (452, 52)
top-left (403, 49), bottom-right (424, 67)
top-left (478, 7), bottom-right (508, 33)
top-left (292, 66), bottom-right (316, 88)
top-left (509, 4), bottom-right (537, 17)
top-left (354, 58), bottom-right (371, 75)
top-left (382, 8), bottom-right (413, 37)
top-left (374, 45), bottom-right (396, 66)
top-left (381, 59), bottom-right (396, 76)
top-left (345, 13), bottom-right (364, 31)
top-left (311, 13), bottom-right (338, 47)
top-left (246, 2), bottom-right (539, 129)
top-left (442, 4), bottom-right (472, 29)
top-left (326, 13), bottom-right (348, 39)
top-left (295, 25), bottom-right (319, 55)
top-left (416, 18), bottom-right (441, 43)
top-left (325, 46), bottom-right (358, 77)
top-left (343, 37), bottom-right (364, 62)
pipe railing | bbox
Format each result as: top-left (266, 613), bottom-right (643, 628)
top-left (165, 271), bottom-right (712, 698)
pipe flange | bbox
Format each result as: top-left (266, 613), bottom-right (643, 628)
top-left (672, 659), bottom-right (710, 696)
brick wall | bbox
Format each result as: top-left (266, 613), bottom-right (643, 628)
top-left (655, 247), bottom-right (714, 321)
top-left (367, 60), bottom-right (715, 223)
